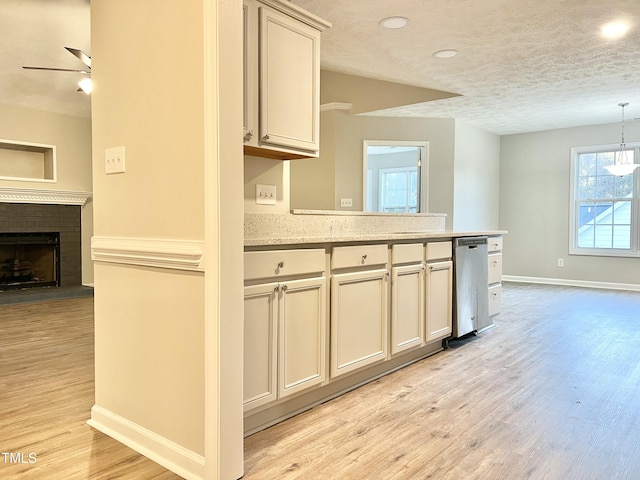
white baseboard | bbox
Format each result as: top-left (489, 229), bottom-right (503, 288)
top-left (88, 405), bottom-right (205, 480)
top-left (503, 275), bottom-right (640, 292)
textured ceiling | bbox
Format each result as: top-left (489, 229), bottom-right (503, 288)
top-left (2, 1), bottom-right (640, 135)
top-left (293, 0), bottom-right (640, 135)
top-left (0, 0), bottom-right (90, 119)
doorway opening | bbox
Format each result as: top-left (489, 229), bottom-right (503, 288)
top-left (363, 140), bottom-right (429, 213)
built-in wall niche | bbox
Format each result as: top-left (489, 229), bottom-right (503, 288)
top-left (0, 139), bottom-right (56, 183)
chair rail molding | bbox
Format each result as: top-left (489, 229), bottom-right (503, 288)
top-left (91, 236), bottom-right (206, 272)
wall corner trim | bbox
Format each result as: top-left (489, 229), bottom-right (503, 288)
top-left (91, 236), bottom-right (205, 272)
top-left (88, 405), bottom-right (205, 480)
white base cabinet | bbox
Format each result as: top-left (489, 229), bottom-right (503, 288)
top-left (425, 241), bottom-right (453, 342)
top-left (278, 277), bottom-right (326, 398)
top-left (330, 269), bottom-right (389, 377)
top-left (488, 236), bottom-right (503, 317)
top-left (390, 244), bottom-right (425, 355)
top-left (243, 249), bottom-right (326, 412)
top-left (425, 260), bottom-right (453, 341)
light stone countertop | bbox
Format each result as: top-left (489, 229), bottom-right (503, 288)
top-left (245, 212), bottom-right (505, 247)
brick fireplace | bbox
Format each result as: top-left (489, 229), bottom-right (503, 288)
top-left (0, 203), bottom-right (82, 288)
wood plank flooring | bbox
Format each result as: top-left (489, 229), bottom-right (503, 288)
top-left (4, 284), bottom-right (640, 479)
top-left (1, 297), bottom-right (181, 480)
top-left (243, 283), bottom-right (640, 480)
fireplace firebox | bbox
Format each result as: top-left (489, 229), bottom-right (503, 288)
top-left (0, 232), bottom-right (60, 290)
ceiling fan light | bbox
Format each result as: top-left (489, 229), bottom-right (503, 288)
top-left (78, 78), bottom-right (92, 94)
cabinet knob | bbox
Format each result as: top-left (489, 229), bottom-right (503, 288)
top-left (262, 134), bottom-right (270, 141)
top-left (361, 254), bottom-right (368, 263)
top-left (281, 284), bottom-right (288, 292)
top-left (244, 129), bottom-right (254, 141)
top-left (278, 261), bottom-right (284, 268)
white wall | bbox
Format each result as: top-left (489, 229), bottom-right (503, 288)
top-left (500, 121), bottom-right (640, 286)
top-left (244, 155), bottom-right (290, 213)
top-left (0, 103), bottom-right (93, 284)
top-left (453, 119), bottom-right (500, 230)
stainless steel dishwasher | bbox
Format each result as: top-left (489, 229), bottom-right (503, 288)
top-left (452, 236), bottom-right (491, 340)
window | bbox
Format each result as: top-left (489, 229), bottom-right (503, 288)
top-left (379, 167), bottom-right (418, 213)
top-left (570, 144), bottom-right (639, 256)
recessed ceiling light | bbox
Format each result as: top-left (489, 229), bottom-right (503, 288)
top-left (433, 49), bottom-right (459, 59)
top-left (601, 21), bottom-right (629, 39)
top-left (379, 16), bottom-right (410, 29)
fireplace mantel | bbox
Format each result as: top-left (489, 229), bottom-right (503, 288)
top-left (0, 187), bottom-right (91, 206)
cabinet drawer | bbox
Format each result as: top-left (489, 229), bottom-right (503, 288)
top-left (391, 243), bottom-right (423, 265)
top-left (245, 248), bottom-right (325, 281)
top-left (488, 236), bottom-right (503, 253)
top-left (425, 241), bottom-right (452, 261)
top-left (332, 244), bottom-right (388, 270)
top-left (489, 284), bottom-right (502, 316)
top-left (488, 253), bottom-right (503, 285)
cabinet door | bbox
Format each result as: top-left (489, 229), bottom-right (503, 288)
top-left (425, 260), bottom-right (453, 342)
top-left (330, 269), bottom-right (389, 377)
top-left (242, 0), bottom-right (257, 143)
top-left (391, 264), bottom-right (424, 355)
top-left (243, 283), bottom-right (278, 411)
top-left (278, 277), bottom-right (327, 398)
top-left (259, 5), bottom-right (320, 153)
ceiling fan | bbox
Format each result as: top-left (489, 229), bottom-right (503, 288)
top-left (23, 47), bottom-right (92, 93)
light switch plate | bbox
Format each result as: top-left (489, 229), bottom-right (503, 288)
top-left (105, 146), bottom-right (126, 174)
top-left (256, 184), bottom-right (276, 205)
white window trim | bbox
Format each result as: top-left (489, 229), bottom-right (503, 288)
top-left (569, 143), bottom-right (640, 257)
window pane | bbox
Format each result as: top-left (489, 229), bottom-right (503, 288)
top-left (594, 225), bottom-right (613, 248)
top-left (612, 200), bottom-right (631, 225)
top-left (615, 175), bottom-right (634, 198)
top-left (613, 226), bottom-right (631, 249)
top-left (596, 152), bottom-right (614, 175)
top-left (596, 175), bottom-right (615, 199)
top-left (578, 176), bottom-right (596, 199)
top-left (578, 202), bottom-right (595, 228)
top-left (578, 153), bottom-right (596, 176)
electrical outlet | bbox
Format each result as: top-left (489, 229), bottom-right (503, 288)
top-left (557, 258), bottom-right (564, 267)
top-left (256, 184), bottom-right (277, 205)
top-left (105, 146), bottom-right (126, 174)
top-left (340, 198), bottom-right (353, 208)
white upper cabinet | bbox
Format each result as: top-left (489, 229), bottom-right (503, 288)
top-left (243, 0), bottom-right (330, 160)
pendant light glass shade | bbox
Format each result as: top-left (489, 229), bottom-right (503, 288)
top-left (604, 102), bottom-right (640, 176)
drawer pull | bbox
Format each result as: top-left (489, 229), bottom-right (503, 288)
top-left (278, 261), bottom-right (285, 268)
top-left (361, 254), bottom-right (368, 263)
top-left (429, 265), bottom-right (450, 272)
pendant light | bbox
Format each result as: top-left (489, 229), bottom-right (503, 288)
top-left (604, 102), bottom-right (640, 176)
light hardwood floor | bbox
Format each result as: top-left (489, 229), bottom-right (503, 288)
top-left (1, 297), bottom-right (181, 480)
top-left (4, 284), bottom-right (640, 479)
top-left (243, 283), bottom-right (640, 480)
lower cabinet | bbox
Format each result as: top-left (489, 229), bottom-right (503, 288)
top-left (330, 268), bottom-right (389, 377)
top-left (425, 245), bottom-right (453, 342)
top-left (391, 244), bottom-right (425, 355)
top-left (243, 249), bottom-right (327, 412)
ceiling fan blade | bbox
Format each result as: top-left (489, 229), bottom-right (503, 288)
top-left (23, 66), bottom-right (91, 74)
top-left (65, 47), bottom-right (91, 69)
